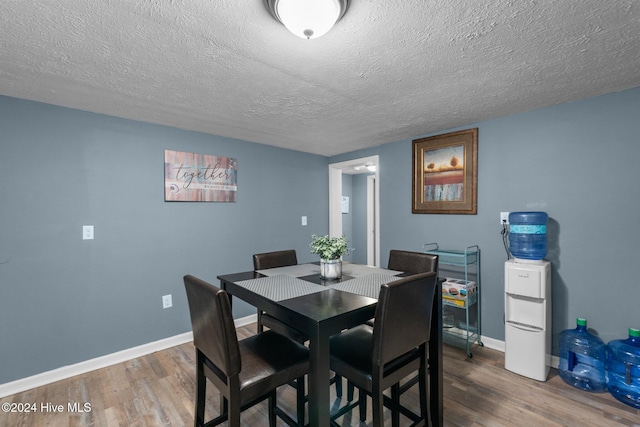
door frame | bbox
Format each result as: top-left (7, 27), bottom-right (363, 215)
top-left (328, 155), bottom-right (380, 266)
top-left (367, 174), bottom-right (377, 266)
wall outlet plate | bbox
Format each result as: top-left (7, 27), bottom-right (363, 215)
top-left (83, 225), bottom-right (94, 240)
top-left (162, 294), bottom-right (172, 309)
top-left (500, 212), bottom-right (510, 225)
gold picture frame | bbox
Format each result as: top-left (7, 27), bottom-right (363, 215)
top-left (412, 128), bottom-right (478, 214)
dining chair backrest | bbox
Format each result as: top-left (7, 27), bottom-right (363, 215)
top-left (184, 274), bottom-right (241, 378)
top-left (251, 249), bottom-right (306, 342)
top-left (372, 272), bottom-right (437, 368)
top-left (387, 250), bottom-right (438, 274)
top-left (253, 250), bottom-right (298, 270)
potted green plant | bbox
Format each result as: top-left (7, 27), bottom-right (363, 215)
top-left (310, 234), bottom-right (348, 279)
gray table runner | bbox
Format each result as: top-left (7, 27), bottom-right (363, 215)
top-left (257, 262), bottom-right (401, 278)
top-left (328, 273), bottom-right (400, 299)
top-left (342, 263), bottom-right (401, 278)
top-left (256, 263), bottom-right (320, 277)
top-left (235, 274), bottom-right (327, 301)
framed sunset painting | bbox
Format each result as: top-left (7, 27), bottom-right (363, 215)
top-left (412, 128), bottom-right (477, 214)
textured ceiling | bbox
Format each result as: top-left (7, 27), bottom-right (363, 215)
top-left (1, 1), bottom-right (639, 156)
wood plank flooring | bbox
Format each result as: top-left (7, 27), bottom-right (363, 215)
top-left (1, 324), bottom-right (638, 426)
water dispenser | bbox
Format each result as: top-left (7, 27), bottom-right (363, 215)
top-left (504, 259), bottom-right (552, 381)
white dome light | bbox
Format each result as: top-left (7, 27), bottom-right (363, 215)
top-left (265, 0), bottom-right (349, 39)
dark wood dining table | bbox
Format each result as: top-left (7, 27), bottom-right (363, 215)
top-left (218, 263), bottom-right (443, 427)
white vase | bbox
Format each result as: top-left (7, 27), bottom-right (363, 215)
top-left (320, 258), bottom-right (342, 280)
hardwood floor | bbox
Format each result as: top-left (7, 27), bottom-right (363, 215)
top-left (1, 324), bottom-right (638, 426)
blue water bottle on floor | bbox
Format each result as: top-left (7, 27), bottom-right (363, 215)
top-left (607, 328), bottom-right (640, 408)
top-left (558, 318), bottom-right (607, 392)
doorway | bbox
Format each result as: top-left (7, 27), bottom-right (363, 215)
top-left (328, 155), bottom-right (380, 266)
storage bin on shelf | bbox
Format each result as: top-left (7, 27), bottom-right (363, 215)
top-left (442, 277), bottom-right (477, 308)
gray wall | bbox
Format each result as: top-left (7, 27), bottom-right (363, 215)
top-left (3, 86), bottom-right (640, 385)
top-left (0, 96), bottom-right (329, 383)
top-left (331, 87), bottom-right (640, 354)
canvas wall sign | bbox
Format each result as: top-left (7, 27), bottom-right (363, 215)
top-left (164, 150), bottom-right (237, 202)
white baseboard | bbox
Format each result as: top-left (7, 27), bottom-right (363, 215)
top-left (479, 335), bottom-right (505, 352)
top-left (233, 313), bottom-right (258, 329)
top-left (0, 314), bottom-right (257, 399)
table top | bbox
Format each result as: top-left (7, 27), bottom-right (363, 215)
top-left (277, 288), bottom-right (377, 324)
top-left (218, 267), bottom-right (381, 327)
top-left (235, 265), bottom-right (403, 300)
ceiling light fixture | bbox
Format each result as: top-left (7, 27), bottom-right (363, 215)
top-left (265, 0), bottom-right (350, 39)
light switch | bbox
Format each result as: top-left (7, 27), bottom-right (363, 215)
top-left (83, 225), bottom-right (94, 240)
top-left (301, 216), bottom-right (307, 226)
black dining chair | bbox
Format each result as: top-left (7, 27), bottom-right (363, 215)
top-left (363, 250), bottom-right (437, 329)
top-left (252, 250), bottom-right (345, 408)
top-left (347, 250), bottom-right (438, 400)
top-left (387, 249), bottom-right (438, 274)
top-left (329, 272), bottom-right (438, 427)
top-left (385, 250), bottom-right (439, 395)
top-left (252, 250), bottom-right (314, 423)
top-left (253, 249), bottom-right (298, 271)
top-left (340, 250), bottom-right (439, 403)
top-left (184, 274), bottom-right (309, 427)
top-left (252, 250), bottom-right (303, 339)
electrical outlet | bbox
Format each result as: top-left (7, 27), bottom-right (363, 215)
top-left (83, 225), bottom-right (94, 240)
top-left (162, 294), bottom-right (172, 309)
top-left (500, 212), bottom-right (510, 225)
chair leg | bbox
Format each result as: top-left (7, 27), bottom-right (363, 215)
top-left (195, 353), bottom-right (206, 427)
top-left (268, 391), bottom-right (277, 427)
top-left (228, 390), bottom-right (241, 427)
top-left (419, 362), bottom-right (428, 420)
top-left (347, 380), bottom-right (355, 401)
top-left (391, 383), bottom-right (400, 427)
top-left (335, 374), bottom-right (342, 398)
top-left (358, 390), bottom-right (367, 422)
top-left (296, 376), bottom-right (306, 426)
top-left (371, 389), bottom-right (384, 427)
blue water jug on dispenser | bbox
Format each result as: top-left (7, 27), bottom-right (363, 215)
top-left (558, 318), bottom-right (607, 392)
top-left (607, 328), bottom-right (640, 408)
top-left (509, 211), bottom-right (548, 260)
